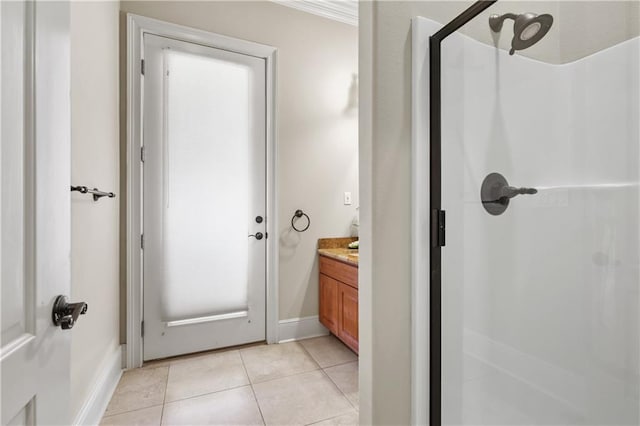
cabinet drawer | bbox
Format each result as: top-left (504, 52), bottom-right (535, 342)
top-left (319, 255), bottom-right (358, 288)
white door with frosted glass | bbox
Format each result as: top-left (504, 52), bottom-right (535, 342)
top-left (142, 34), bottom-right (266, 360)
top-left (1, 2), bottom-right (72, 424)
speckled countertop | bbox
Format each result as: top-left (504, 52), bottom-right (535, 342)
top-left (317, 237), bottom-right (359, 266)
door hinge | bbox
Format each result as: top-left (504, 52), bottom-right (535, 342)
top-left (431, 209), bottom-right (446, 248)
top-left (141, 321), bottom-right (144, 337)
top-left (141, 59), bottom-right (145, 75)
top-left (140, 146), bottom-right (145, 163)
top-left (141, 234), bottom-right (144, 250)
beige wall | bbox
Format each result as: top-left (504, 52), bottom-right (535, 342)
top-left (119, 1), bottom-right (359, 324)
top-left (360, 0), bottom-right (639, 424)
top-left (70, 1), bottom-right (120, 420)
top-left (557, 1), bottom-right (639, 62)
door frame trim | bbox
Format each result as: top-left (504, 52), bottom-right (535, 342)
top-left (126, 14), bottom-right (278, 368)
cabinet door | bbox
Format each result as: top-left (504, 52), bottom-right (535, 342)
top-left (338, 283), bottom-right (359, 353)
top-left (319, 274), bottom-right (339, 334)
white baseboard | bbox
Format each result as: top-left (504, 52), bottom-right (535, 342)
top-left (74, 344), bottom-right (123, 425)
top-left (121, 344), bottom-right (127, 369)
top-left (278, 315), bottom-right (329, 343)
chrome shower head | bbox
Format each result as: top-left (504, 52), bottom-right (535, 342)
top-left (489, 12), bottom-right (553, 55)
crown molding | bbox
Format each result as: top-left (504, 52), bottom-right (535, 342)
top-left (271, 0), bottom-right (358, 26)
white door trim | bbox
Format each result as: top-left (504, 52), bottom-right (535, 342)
top-left (126, 14), bottom-right (278, 368)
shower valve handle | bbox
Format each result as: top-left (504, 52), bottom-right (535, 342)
top-left (500, 186), bottom-right (538, 199)
top-left (481, 173), bottom-right (538, 216)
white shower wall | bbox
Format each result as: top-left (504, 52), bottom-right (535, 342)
top-left (433, 21), bottom-right (639, 425)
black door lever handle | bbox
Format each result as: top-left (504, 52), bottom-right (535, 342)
top-left (249, 232), bottom-right (264, 240)
top-left (52, 295), bottom-right (88, 330)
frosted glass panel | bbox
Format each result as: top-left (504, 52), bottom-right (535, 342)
top-left (161, 50), bottom-right (251, 321)
top-left (1, 1), bottom-right (26, 346)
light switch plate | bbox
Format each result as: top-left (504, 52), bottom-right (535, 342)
top-left (344, 192), bottom-right (352, 205)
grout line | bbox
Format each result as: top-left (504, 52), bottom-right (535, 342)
top-left (297, 340), bottom-right (324, 370)
top-left (319, 366), bottom-right (356, 409)
top-left (321, 363), bottom-right (359, 411)
top-left (321, 359), bottom-right (359, 370)
top-left (101, 369), bottom-right (171, 420)
top-left (101, 403), bottom-right (165, 420)
top-left (152, 350), bottom-right (250, 407)
top-left (248, 385), bottom-right (267, 426)
top-left (248, 366), bottom-right (321, 386)
top-left (240, 350), bottom-right (267, 426)
top-left (159, 364), bottom-right (170, 425)
top-left (244, 342), bottom-right (322, 386)
top-left (304, 410), bottom-right (358, 426)
top-left (163, 383), bottom-right (251, 404)
top-left (248, 342), bottom-right (356, 425)
top-left (298, 335), bottom-right (359, 370)
top-left (298, 342), bottom-right (358, 412)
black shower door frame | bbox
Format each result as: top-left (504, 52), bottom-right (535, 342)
top-left (428, 1), bottom-right (497, 425)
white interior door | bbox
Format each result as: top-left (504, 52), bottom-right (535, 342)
top-left (142, 34), bottom-right (267, 360)
top-left (1, 2), bottom-right (72, 424)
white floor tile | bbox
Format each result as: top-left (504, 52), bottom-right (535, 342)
top-left (300, 336), bottom-right (357, 368)
top-left (165, 350), bottom-right (249, 402)
top-left (162, 386), bottom-right (263, 425)
top-left (240, 342), bottom-right (319, 383)
top-left (253, 370), bottom-right (353, 426)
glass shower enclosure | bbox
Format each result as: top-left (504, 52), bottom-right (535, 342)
top-left (416, 1), bottom-right (640, 424)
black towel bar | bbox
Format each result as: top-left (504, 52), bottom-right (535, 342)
top-left (71, 185), bottom-right (116, 202)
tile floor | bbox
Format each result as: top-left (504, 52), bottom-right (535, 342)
top-left (101, 335), bottom-right (358, 426)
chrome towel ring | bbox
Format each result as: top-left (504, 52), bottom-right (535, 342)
top-left (291, 209), bottom-right (310, 232)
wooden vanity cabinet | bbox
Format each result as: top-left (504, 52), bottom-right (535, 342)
top-left (337, 283), bottom-right (358, 352)
top-left (319, 274), bottom-right (339, 334)
top-left (319, 255), bottom-right (358, 353)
